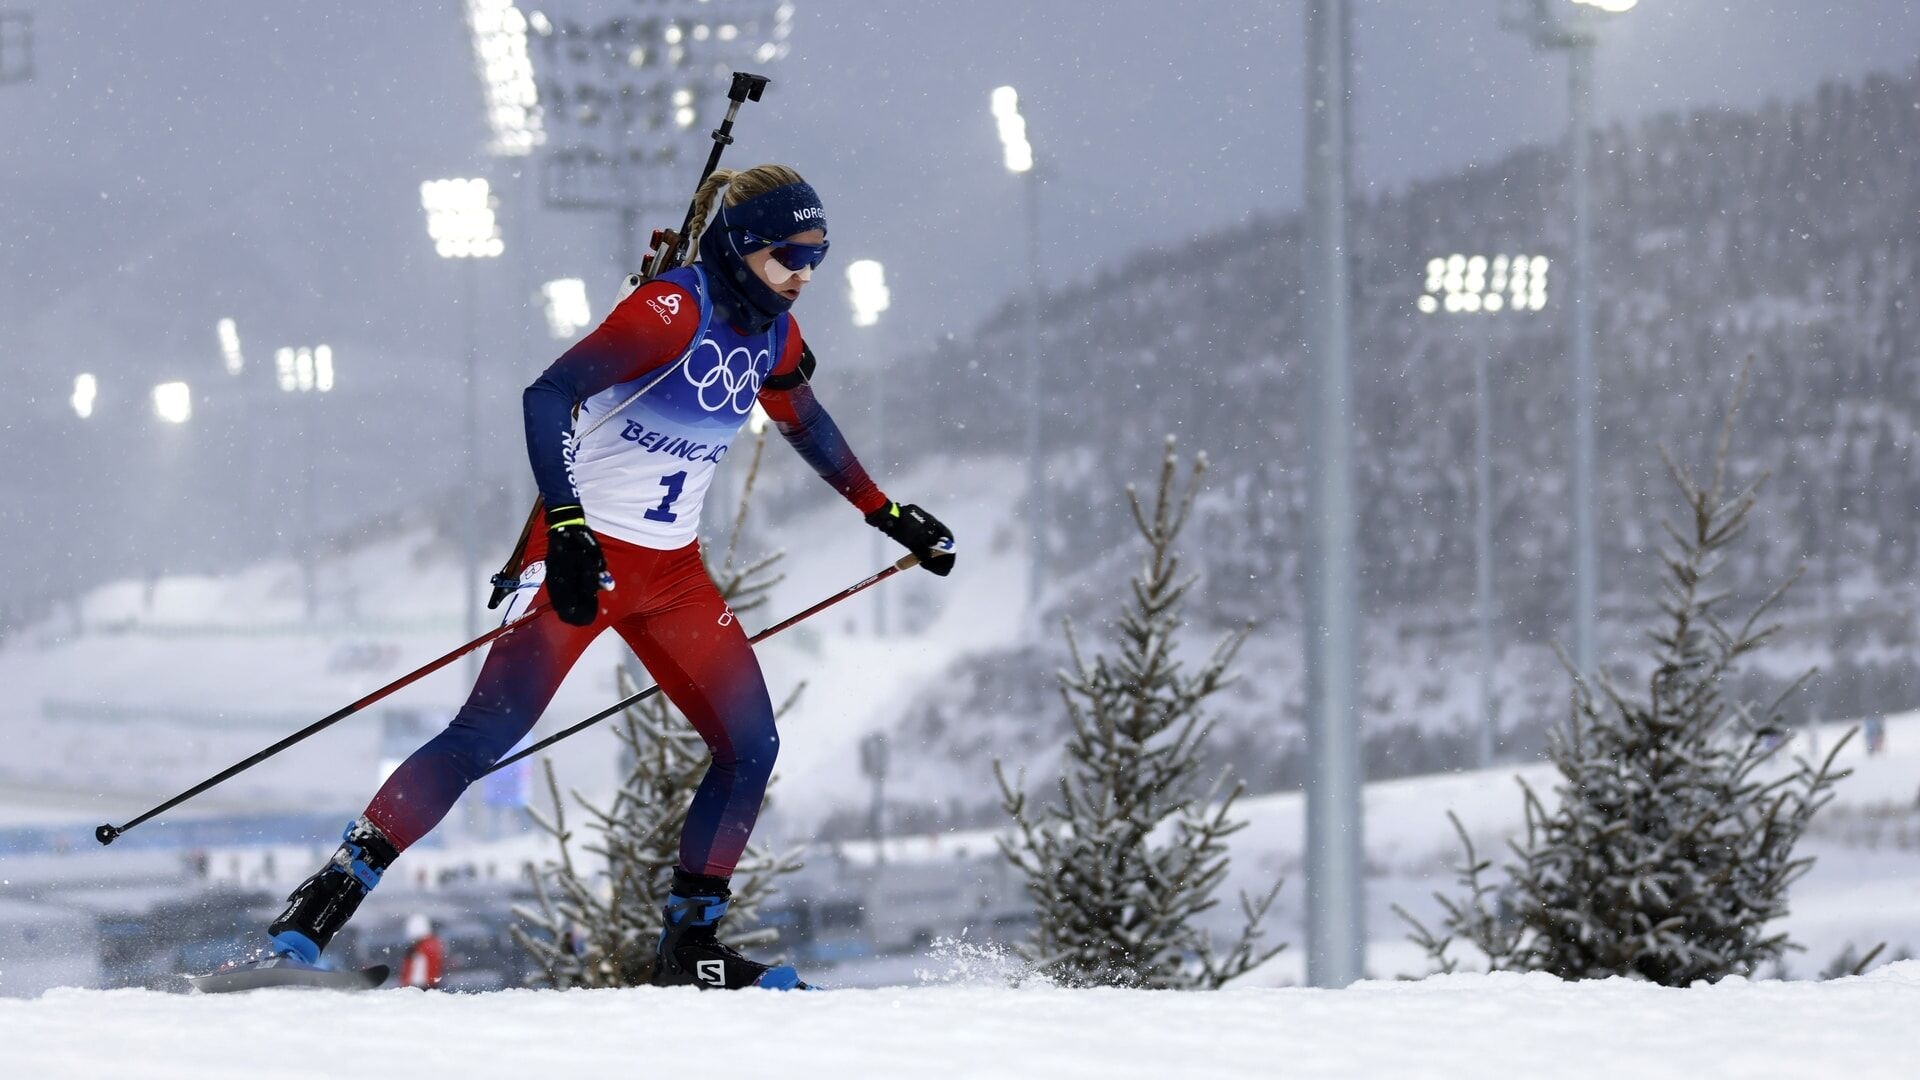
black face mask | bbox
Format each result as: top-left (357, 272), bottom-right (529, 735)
top-left (697, 222), bottom-right (793, 335)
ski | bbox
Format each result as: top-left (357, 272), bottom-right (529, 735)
top-left (186, 958), bottom-right (389, 994)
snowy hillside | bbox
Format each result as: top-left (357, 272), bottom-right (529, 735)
top-left (5, 964), bottom-right (1919, 1080)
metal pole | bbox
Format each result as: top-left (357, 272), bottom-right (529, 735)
top-left (463, 260), bottom-right (481, 682)
top-left (302, 398), bottom-right (317, 620)
top-left (872, 325), bottom-right (890, 636)
top-left (1023, 169), bottom-right (1045, 611)
top-left (1568, 39), bottom-right (1598, 679)
top-left (1474, 344), bottom-right (1496, 768)
top-left (1303, 0), bottom-right (1363, 989)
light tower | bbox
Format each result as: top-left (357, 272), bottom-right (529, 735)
top-left (1502, 0), bottom-right (1637, 679)
top-left (991, 85), bottom-right (1044, 612)
top-left (526, 0), bottom-right (792, 277)
top-left (463, 0), bottom-right (545, 158)
top-left (1420, 252), bottom-right (1552, 767)
top-left (847, 259), bottom-right (892, 633)
top-left (275, 345), bottom-right (336, 618)
top-left (421, 178), bottom-right (504, 665)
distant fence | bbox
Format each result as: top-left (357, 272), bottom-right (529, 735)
top-left (41, 699), bottom-right (324, 731)
top-left (0, 811), bottom-right (439, 857)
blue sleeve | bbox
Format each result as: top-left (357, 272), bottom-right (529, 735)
top-left (759, 378), bottom-right (889, 515)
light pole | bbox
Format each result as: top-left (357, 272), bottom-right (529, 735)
top-left (847, 259), bottom-right (892, 635)
top-left (860, 731), bottom-right (889, 865)
top-left (1303, 0), bottom-right (1362, 989)
top-left (421, 178), bottom-right (504, 671)
top-left (1502, 0), bottom-right (1636, 679)
top-left (274, 346), bottom-right (335, 618)
top-left (1420, 253), bottom-right (1552, 768)
top-left (991, 86), bottom-right (1044, 613)
top-left (149, 381), bottom-right (194, 609)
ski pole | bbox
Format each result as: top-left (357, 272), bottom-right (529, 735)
top-left (95, 601), bottom-right (554, 846)
top-left (480, 550), bottom-right (927, 778)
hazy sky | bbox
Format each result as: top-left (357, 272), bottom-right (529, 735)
top-left (3, 1), bottom-right (1916, 400)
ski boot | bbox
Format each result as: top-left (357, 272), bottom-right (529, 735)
top-left (265, 816), bottom-right (400, 967)
top-left (651, 869), bottom-right (812, 990)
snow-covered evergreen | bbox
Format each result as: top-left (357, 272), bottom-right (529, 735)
top-left (996, 440), bottom-right (1282, 988)
top-left (1402, 365), bottom-right (1852, 985)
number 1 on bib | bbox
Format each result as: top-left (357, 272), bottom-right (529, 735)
top-left (645, 470), bottom-right (689, 523)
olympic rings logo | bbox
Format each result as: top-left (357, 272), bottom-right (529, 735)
top-left (682, 340), bottom-right (767, 415)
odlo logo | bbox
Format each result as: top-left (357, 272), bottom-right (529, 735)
top-left (697, 959), bottom-right (726, 986)
top-left (717, 607), bottom-right (736, 628)
top-left (645, 293), bottom-right (682, 323)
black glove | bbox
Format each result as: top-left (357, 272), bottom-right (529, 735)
top-left (543, 504), bottom-right (611, 626)
top-left (866, 501), bottom-right (956, 577)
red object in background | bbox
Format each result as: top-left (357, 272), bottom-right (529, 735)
top-left (401, 914), bottom-right (445, 989)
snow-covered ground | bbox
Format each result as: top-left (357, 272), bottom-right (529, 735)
top-left (5, 962), bottom-right (1918, 1079)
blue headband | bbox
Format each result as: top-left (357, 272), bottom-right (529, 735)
top-left (717, 182), bottom-right (828, 253)
top-left (696, 180), bottom-right (829, 334)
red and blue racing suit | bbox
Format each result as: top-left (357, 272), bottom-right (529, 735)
top-left (364, 267), bottom-right (887, 878)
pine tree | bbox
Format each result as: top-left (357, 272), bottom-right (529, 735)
top-left (512, 432), bottom-right (804, 988)
top-left (1400, 361), bottom-right (1853, 985)
top-left (995, 438), bottom-right (1284, 989)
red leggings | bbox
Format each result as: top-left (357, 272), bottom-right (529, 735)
top-left (364, 533), bottom-right (778, 878)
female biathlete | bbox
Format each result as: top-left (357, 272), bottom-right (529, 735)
top-left (262, 165), bottom-right (956, 991)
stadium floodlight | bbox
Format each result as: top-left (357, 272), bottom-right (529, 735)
top-left (71, 373), bottom-right (97, 419)
top-left (465, 0), bottom-right (545, 156)
top-left (314, 344), bottom-right (335, 392)
top-left (420, 178), bottom-right (505, 259)
top-left (1419, 253), bottom-right (1550, 315)
top-left (276, 345), bottom-right (334, 394)
top-left (542, 277), bottom-right (592, 339)
top-left (1572, 0), bottom-right (1637, 11)
top-left (152, 382), bottom-right (192, 424)
top-left (990, 86), bottom-right (1034, 174)
top-left (846, 259), bottom-right (890, 328)
top-left (217, 317), bottom-right (245, 374)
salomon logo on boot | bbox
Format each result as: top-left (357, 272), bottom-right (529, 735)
top-left (651, 868), bottom-right (815, 991)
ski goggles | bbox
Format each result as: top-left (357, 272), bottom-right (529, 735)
top-left (739, 230), bottom-right (832, 273)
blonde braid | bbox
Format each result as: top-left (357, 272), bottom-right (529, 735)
top-left (679, 167), bottom-right (738, 267)
top-left (683, 164), bottom-right (812, 266)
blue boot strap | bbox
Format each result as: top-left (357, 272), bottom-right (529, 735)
top-left (663, 893), bottom-right (729, 927)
